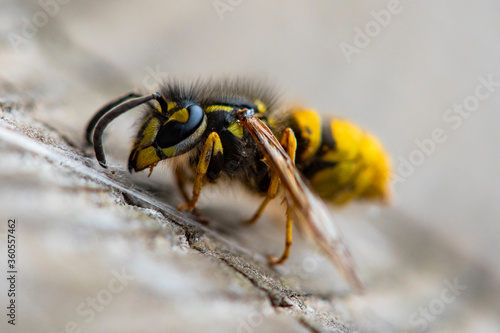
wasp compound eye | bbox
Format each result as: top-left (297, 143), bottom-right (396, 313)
top-left (156, 104), bottom-right (205, 148)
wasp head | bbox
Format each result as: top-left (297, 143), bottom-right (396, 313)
top-left (128, 100), bottom-right (207, 172)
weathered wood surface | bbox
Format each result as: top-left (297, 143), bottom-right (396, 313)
top-left (1, 1), bottom-right (499, 332)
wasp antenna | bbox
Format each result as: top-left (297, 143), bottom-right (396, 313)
top-left (85, 92), bottom-right (141, 145)
top-left (93, 93), bottom-right (159, 168)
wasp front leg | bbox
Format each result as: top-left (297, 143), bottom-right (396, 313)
top-left (178, 132), bottom-right (223, 212)
top-left (174, 167), bottom-right (191, 204)
top-left (175, 167), bottom-right (204, 219)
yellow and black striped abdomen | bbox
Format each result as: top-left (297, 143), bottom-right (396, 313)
top-left (287, 109), bottom-right (391, 205)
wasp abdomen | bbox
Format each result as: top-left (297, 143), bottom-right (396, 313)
top-left (287, 109), bottom-right (391, 205)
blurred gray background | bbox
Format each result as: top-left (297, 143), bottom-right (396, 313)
top-left (1, 0), bottom-right (499, 332)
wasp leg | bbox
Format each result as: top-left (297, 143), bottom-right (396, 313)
top-left (280, 127), bottom-right (297, 166)
top-left (175, 167), bottom-right (191, 203)
top-left (175, 167), bottom-right (204, 220)
top-left (269, 128), bottom-right (297, 265)
top-left (268, 202), bottom-right (294, 265)
top-left (243, 174), bottom-right (279, 225)
top-left (243, 128), bottom-right (298, 225)
top-left (178, 132), bottom-right (223, 212)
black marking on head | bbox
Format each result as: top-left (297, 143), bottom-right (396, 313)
top-left (156, 96), bottom-right (170, 114)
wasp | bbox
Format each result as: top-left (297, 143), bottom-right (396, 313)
top-left (85, 80), bottom-right (391, 291)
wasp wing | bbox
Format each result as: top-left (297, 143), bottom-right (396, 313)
top-left (238, 112), bottom-right (364, 291)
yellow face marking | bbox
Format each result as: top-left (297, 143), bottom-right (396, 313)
top-left (227, 122), bottom-right (244, 138)
top-left (134, 146), bottom-right (160, 171)
top-left (254, 99), bottom-right (267, 113)
top-left (138, 117), bottom-right (160, 147)
top-left (205, 105), bottom-right (234, 113)
top-left (167, 101), bottom-right (177, 112)
top-left (154, 101), bottom-right (176, 113)
top-left (292, 109), bottom-right (322, 161)
top-left (168, 108), bottom-right (189, 123)
top-left (162, 146), bottom-right (177, 158)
